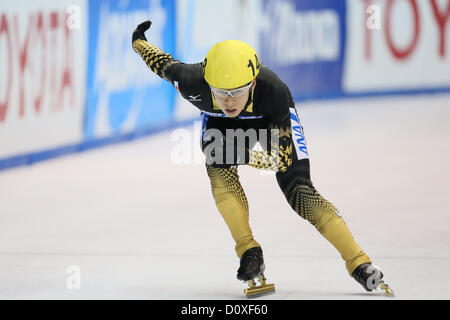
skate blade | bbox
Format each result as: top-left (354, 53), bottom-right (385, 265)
top-left (379, 281), bottom-right (394, 297)
top-left (245, 283), bottom-right (275, 298)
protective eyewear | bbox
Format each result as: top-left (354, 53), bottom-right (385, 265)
top-left (210, 82), bottom-right (253, 98)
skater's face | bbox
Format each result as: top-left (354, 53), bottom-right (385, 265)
top-left (211, 80), bottom-right (256, 118)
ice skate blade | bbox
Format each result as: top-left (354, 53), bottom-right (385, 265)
top-left (379, 281), bottom-right (394, 297)
top-left (244, 283), bottom-right (275, 298)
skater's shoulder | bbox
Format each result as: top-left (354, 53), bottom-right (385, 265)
top-left (255, 66), bottom-right (291, 102)
top-left (170, 62), bottom-right (207, 89)
top-left (256, 66), bottom-right (288, 91)
top-left (254, 66), bottom-right (293, 118)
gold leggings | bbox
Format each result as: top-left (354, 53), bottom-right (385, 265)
top-left (206, 165), bottom-right (260, 258)
top-left (206, 163), bottom-right (371, 276)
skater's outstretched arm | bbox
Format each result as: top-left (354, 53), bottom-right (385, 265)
top-left (132, 20), bottom-right (204, 87)
top-left (132, 21), bottom-right (181, 82)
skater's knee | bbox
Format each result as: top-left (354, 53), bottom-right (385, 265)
top-left (285, 184), bottom-right (340, 229)
top-left (206, 164), bottom-right (237, 182)
top-left (206, 164), bottom-right (249, 212)
top-left (206, 165), bottom-right (240, 191)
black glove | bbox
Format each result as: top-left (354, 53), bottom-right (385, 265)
top-left (132, 20), bottom-right (151, 43)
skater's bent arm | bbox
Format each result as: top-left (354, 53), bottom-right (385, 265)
top-left (246, 126), bottom-right (293, 172)
top-left (247, 83), bottom-right (294, 173)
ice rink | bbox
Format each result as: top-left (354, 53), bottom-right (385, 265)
top-left (1, 94), bottom-right (449, 300)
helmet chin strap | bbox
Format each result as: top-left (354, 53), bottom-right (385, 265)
top-left (242, 88), bottom-right (254, 113)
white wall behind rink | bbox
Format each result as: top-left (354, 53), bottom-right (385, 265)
top-left (0, 0), bottom-right (87, 159)
top-left (344, 0), bottom-right (450, 92)
top-left (174, 0), bottom-right (450, 121)
top-left (1, 0), bottom-right (449, 166)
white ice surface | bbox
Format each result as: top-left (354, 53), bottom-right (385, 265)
top-left (1, 94), bottom-right (450, 300)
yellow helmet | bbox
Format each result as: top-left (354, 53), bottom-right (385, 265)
top-left (203, 40), bottom-right (260, 89)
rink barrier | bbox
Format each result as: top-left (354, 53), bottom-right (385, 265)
top-left (2, 86), bottom-right (450, 172)
top-left (295, 87), bottom-right (450, 102)
top-left (2, 0), bottom-right (450, 172)
top-left (0, 117), bottom-right (198, 172)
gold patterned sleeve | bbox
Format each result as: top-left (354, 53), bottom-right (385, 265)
top-left (132, 39), bottom-right (179, 82)
top-left (247, 124), bottom-right (293, 173)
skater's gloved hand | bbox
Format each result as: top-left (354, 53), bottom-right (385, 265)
top-left (132, 20), bottom-right (151, 43)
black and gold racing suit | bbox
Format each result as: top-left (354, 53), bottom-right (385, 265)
top-left (133, 38), bottom-right (371, 276)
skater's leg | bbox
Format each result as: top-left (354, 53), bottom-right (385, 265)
top-left (206, 164), bottom-right (260, 258)
top-left (239, 109), bottom-right (371, 275)
top-left (276, 160), bottom-right (372, 276)
top-left (201, 115), bottom-right (261, 258)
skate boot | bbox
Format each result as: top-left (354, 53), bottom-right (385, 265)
top-left (237, 247), bottom-right (275, 298)
top-left (352, 263), bottom-right (394, 296)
